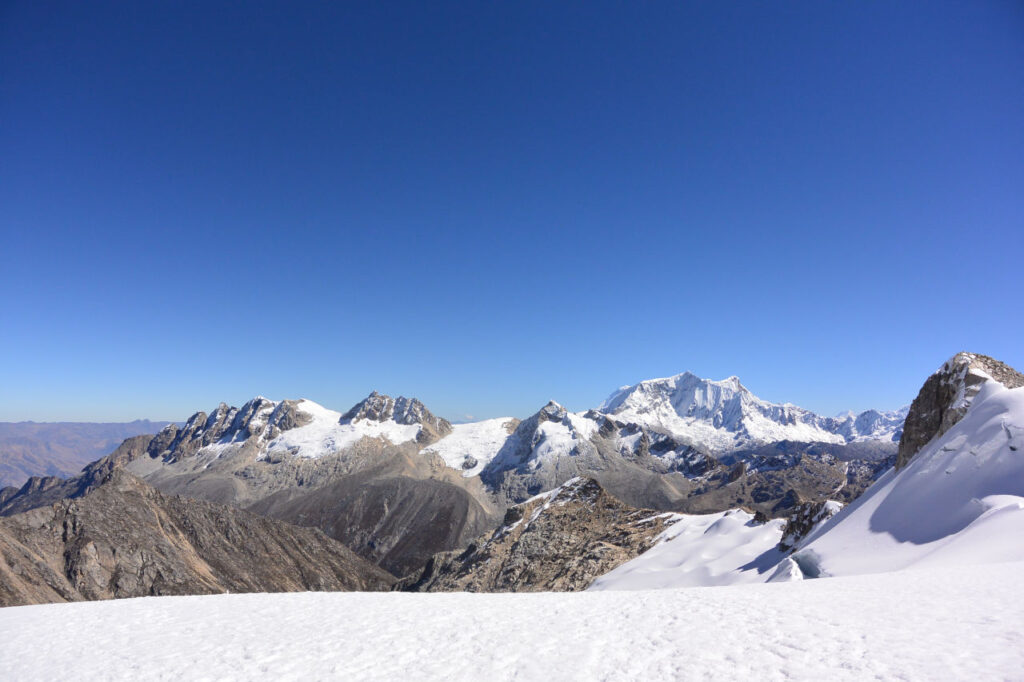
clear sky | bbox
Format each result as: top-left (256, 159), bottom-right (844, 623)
top-left (2, 1), bottom-right (1022, 423)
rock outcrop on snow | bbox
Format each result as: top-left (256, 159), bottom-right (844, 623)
top-left (777, 500), bottom-right (843, 553)
top-left (0, 469), bottom-right (394, 607)
top-left (785, 353), bottom-right (1024, 578)
top-left (897, 353), bottom-right (1024, 469)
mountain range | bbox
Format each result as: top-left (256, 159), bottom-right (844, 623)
top-left (0, 371), bottom-right (906, 578)
top-left (2, 353), bottom-right (1020, 607)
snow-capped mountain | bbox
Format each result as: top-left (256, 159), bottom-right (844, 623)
top-left (599, 371), bottom-right (906, 452)
top-left (150, 393), bottom-right (450, 466)
top-left (415, 372), bottom-right (907, 489)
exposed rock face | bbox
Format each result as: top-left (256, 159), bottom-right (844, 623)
top-left (0, 469), bottom-right (394, 607)
top-left (778, 499), bottom-right (843, 553)
top-left (341, 392), bottom-right (452, 445)
top-left (897, 353), bottom-right (1024, 469)
top-left (397, 478), bottom-right (675, 592)
top-left (2, 381), bottom-right (909, 585)
top-left (243, 449), bottom-right (498, 577)
top-left (155, 398), bottom-right (311, 463)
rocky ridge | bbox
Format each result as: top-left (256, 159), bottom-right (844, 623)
top-left (0, 468), bottom-right (394, 607)
top-left (397, 478), bottom-right (679, 592)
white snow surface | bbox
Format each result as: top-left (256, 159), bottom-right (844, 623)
top-left (421, 417), bottom-right (517, 476)
top-left (793, 381), bottom-right (1024, 577)
top-left (3, 562), bottom-right (1022, 681)
top-left (590, 509), bottom-right (786, 590)
top-left (258, 399), bottom-right (421, 460)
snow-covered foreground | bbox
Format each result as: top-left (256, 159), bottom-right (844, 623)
top-left (3, 563), bottom-right (1023, 681)
top-left (792, 380), bottom-right (1024, 578)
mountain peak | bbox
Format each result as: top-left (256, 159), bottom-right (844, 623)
top-left (537, 400), bottom-right (568, 423)
top-left (339, 392), bottom-right (452, 442)
top-left (597, 370), bottom-right (905, 452)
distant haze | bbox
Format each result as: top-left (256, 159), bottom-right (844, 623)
top-left (0, 421), bottom-right (175, 488)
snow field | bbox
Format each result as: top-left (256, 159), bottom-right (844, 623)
top-left (2, 562), bottom-right (1022, 681)
top-left (590, 509), bottom-right (787, 589)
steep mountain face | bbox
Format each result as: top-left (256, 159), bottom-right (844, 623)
top-left (0, 420), bottom-right (174, 488)
top-left (0, 469), bottom-right (394, 607)
top-left (782, 353), bottom-right (1024, 579)
top-left (132, 396), bottom-right (497, 577)
top-left (600, 372), bottom-right (905, 452)
top-left (897, 352), bottom-right (1024, 469)
top-left (398, 478), bottom-right (679, 592)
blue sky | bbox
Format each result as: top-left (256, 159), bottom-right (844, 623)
top-left (2, 1), bottom-right (1022, 422)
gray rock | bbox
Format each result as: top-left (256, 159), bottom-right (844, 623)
top-left (397, 478), bottom-right (674, 592)
top-left (897, 353), bottom-right (1024, 469)
top-left (0, 469), bottom-right (394, 607)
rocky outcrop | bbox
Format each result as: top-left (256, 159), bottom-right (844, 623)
top-left (397, 478), bottom-right (675, 592)
top-left (154, 398), bottom-right (312, 463)
top-left (0, 469), bottom-right (394, 607)
top-left (341, 392), bottom-right (452, 444)
top-left (897, 353), bottom-right (1024, 469)
top-left (778, 499), bottom-right (843, 553)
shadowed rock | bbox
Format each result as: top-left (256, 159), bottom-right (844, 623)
top-left (0, 469), bottom-right (394, 607)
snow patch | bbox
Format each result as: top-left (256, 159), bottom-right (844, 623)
top-left (590, 509), bottom-right (786, 589)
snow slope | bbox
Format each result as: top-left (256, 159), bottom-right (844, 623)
top-left (421, 417), bottom-right (517, 476)
top-left (260, 399), bottom-right (421, 460)
top-left (2, 562), bottom-right (1022, 681)
top-left (589, 510), bottom-right (786, 590)
top-left (792, 381), bottom-right (1024, 577)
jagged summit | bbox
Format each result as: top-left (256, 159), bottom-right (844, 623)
top-left (600, 371), bottom-right (748, 413)
top-left (537, 400), bottom-right (568, 422)
top-left (340, 392), bottom-right (452, 442)
top-left (143, 392), bottom-right (455, 465)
